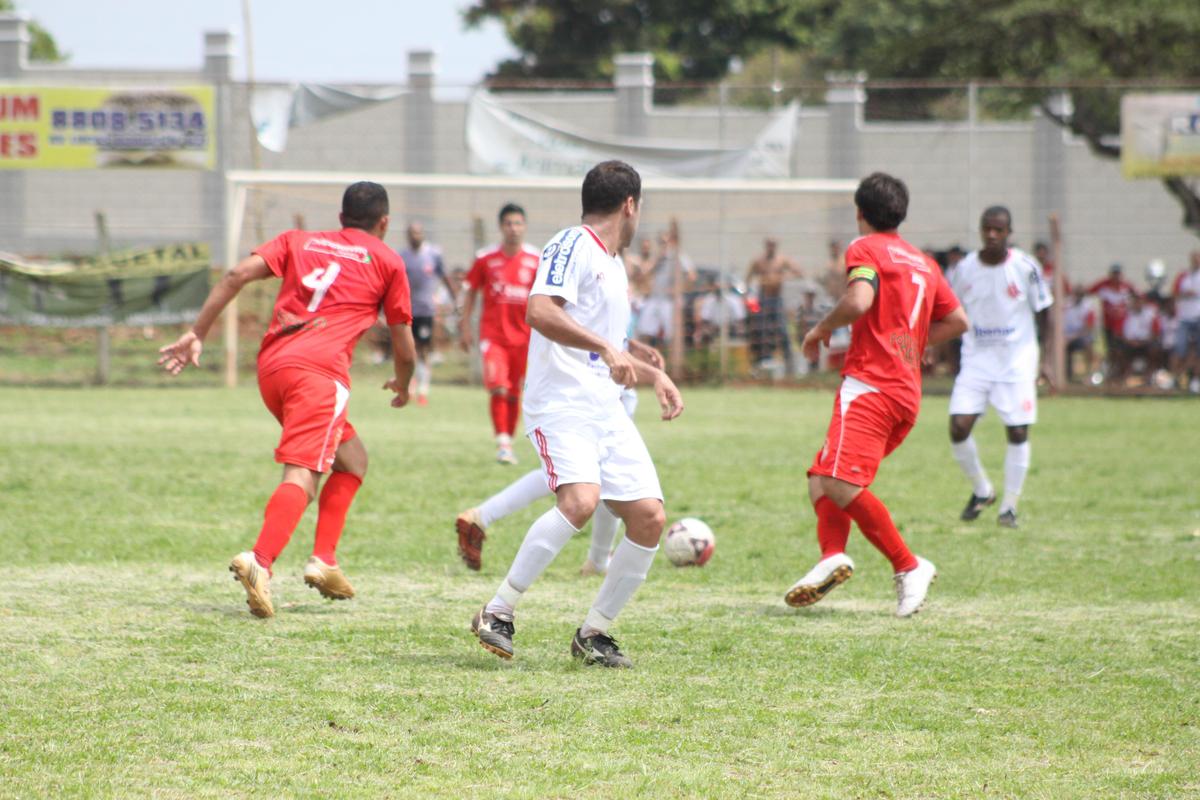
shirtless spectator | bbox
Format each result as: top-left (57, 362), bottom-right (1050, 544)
top-left (746, 237), bottom-right (803, 375)
top-left (635, 225), bottom-right (695, 349)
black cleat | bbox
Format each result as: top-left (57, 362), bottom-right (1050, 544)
top-left (571, 628), bottom-right (633, 668)
top-left (960, 492), bottom-right (996, 521)
top-left (471, 606), bottom-right (514, 660)
top-left (997, 509), bottom-right (1019, 528)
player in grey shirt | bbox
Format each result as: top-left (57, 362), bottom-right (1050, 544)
top-left (399, 222), bottom-right (457, 405)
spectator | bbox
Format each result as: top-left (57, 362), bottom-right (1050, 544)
top-left (635, 225), bottom-right (695, 349)
top-left (1087, 264), bottom-right (1136, 381)
top-left (821, 238), bottom-right (845, 302)
top-left (693, 279), bottom-right (747, 348)
top-left (795, 284), bottom-right (829, 374)
top-left (746, 237), bottom-right (803, 376)
top-left (1118, 293), bottom-right (1162, 383)
top-left (1033, 241), bottom-right (1066, 293)
top-left (1063, 286), bottom-right (1097, 383)
top-left (1172, 250), bottom-right (1200, 393)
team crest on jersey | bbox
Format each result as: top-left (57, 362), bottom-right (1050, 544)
top-left (1007, 282), bottom-right (1021, 298)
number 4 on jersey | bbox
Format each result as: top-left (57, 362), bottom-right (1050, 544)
top-left (302, 261), bottom-right (342, 311)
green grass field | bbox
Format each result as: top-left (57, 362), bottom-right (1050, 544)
top-left (1, 369), bottom-right (1197, 798)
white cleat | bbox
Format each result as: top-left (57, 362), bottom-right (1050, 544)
top-left (784, 553), bottom-right (855, 607)
top-left (894, 556), bottom-right (937, 618)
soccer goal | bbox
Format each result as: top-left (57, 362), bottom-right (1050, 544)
top-left (221, 170), bottom-right (858, 386)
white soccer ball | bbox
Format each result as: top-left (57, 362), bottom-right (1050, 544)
top-left (663, 517), bottom-right (715, 567)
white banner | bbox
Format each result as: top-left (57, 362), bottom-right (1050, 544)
top-left (1121, 93), bottom-right (1200, 178)
top-left (466, 91), bottom-right (797, 178)
top-left (251, 83), bottom-right (407, 153)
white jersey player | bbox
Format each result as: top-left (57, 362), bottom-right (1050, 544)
top-left (949, 206), bottom-right (1053, 528)
top-left (469, 160), bottom-right (684, 669)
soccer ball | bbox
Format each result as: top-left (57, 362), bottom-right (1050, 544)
top-left (663, 518), bottom-right (715, 567)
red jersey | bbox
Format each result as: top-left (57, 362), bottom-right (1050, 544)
top-left (1087, 276), bottom-right (1135, 333)
top-left (466, 243), bottom-right (540, 347)
top-left (254, 228), bottom-right (412, 386)
top-left (841, 232), bottom-right (960, 419)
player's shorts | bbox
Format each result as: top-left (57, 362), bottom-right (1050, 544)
top-left (1175, 318), bottom-right (1200, 358)
top-left (412, 315), bottom-right (434, 348)
top-left (635, 297), bottom-right (674, 340)
top-left (258, 366), bottom-right (356, 473)
top-left (480, 339), bottom-right (528, 395)
top-left (527, 411), bottom-right (663, 502)
top-left (949, 372), bottom-right (1037, 427)
top-left (620, 386), bottom-right (638, 418)
top-left (808, 377), bottom-right (913, 487)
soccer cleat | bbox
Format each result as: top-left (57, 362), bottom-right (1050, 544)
top-left (471, 606), bottom-right (515, 660)
top-left (455, 507), bottom-right (487, 571)
top-left (894, 556), bottom-right (937, 618)
top-left (784, 553), bottom-right (855, 608)
top-left (960, 491), bottom-right (996, 521)
top-left (229, 552), bottom-right (274, 618)
top-left (302, 556), bottom-right (356, 600)
top-left (579, 557), bottom-right (608, 577)
top-left (997, 509), bottom-right (1019, 529)
top-left (496, 444), bottom-right (518, 465)
top-left (571, 628), bottom-right (633, 668)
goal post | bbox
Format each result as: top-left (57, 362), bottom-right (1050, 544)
top-left (221, 170), bottom-right (859, 386)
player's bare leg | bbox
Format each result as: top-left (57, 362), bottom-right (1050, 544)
top-left (305, 437), bottom-right (365, 600)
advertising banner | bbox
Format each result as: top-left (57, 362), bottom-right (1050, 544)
top-left (0, 85), bottom-right (215, 170)
top-left (0, 243), bottom-right (211, 327)
top-left (1121, 93), bottom-right (1200, 178)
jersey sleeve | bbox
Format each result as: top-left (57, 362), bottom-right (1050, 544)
top-left (1026, 257), bottom-right (1053, 312)
top-left (252, 230), bottom-right (296, 278)
top-left (464, 256), bottom-right (486, 291)
top-left (843, 238), bottom-right (876, 274)
top-left (930, 268), bottom-right (961, 322)
top-left (381, 257), bottom-right (413, 326)
top-left (530, 228), bottom-right (587, 306)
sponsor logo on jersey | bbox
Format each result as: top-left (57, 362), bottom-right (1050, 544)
top-left (545, 229), bottom-right (582, 286)
top-left (303, 238), bottom-right (371, 263)
top-left (887, 244), bottom-right (931, 272)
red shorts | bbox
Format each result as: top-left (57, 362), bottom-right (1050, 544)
top-left (258, 367), bottom-right (356, 473)
top-left (808, 378), bottom-right (913, 487)
top-left (481, 339), bottom-right (528, 395)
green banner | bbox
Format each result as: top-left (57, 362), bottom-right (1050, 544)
top-left (0, 243), bottom-right (210, 327)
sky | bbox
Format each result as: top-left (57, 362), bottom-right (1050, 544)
top-left (14, 0), bottom-right (519, 86)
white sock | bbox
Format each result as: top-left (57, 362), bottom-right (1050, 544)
top-left (415, 361), bottom-right (431, 394)
top-left (1002, 441), bottom-right (1031, 513)
top-left (479, 469), bottom-right (550, 528)
top-left (951, 436), bottom-right (993, 498)
top-left (581, 538), bottom-right (657, 637)
top-left (486, 507), bottom-right (579, 616)
top-left (588, 501), bottom-right (622, 570)
top-left (496, 432), bottom-right (512, 447)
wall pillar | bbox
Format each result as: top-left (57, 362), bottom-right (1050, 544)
top-left (614, 52), bottom-right (653, 138)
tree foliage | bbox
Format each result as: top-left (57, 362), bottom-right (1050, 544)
top-left (462, 0), bottom-right (802, 82)
top-left (0, 0), bottom-right (66, 62)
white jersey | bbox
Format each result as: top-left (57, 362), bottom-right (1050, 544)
top-left (524, 225), bottom-right (630, 423)
top-left (951, 247), bottom-right (1053, 382)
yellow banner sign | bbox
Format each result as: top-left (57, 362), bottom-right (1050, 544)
top-left (0, 85), bottom-right (215, 170)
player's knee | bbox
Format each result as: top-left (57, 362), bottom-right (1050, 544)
top-left (1006, 426), bottom-right (1029, 444)
top-left (556, 494), bottom-right (599, 528)
top-left (949, 418), bottom-right (972, 442)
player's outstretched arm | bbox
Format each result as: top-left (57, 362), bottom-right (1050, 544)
top-left (157, 254), bottom-right (272, 375)
top-left (383, 323), bottom-right (416, 407)
top-left (527, 294), bottom-right (636, 387)
top-left (927, 306), bottom-right (969, 347)
top-left (801, 280), bottom-right (875, 363)
top-left (627, 338), bottom-right (665, 370)
top-left (630, 358), bottom-right (683, 420)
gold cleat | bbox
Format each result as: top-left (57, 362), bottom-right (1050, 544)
top-left (229, 552), bottom-right (274, 618)
top-left (303, 556), bottom-right (356, 600)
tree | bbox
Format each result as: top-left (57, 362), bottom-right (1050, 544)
top-left (0, 0), bottom-right (66, 62)
top-left (788, 0), bottom-right (1200, 235)
top-left (462, 0), bottom-right (801, 83)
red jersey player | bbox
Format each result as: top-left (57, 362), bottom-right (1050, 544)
top-left (459, 202), bottom-right (540, 464)
top-left (785, 172), bottom-right (968, 617)
top-left (158, 182), bottom-right (416, 618)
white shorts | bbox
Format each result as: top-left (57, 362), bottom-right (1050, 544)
top-left (949, 373), bottom-right (1038, 426)
top-left (527, 412), bottom-right (663, 502)
top-left (636, 297), bottom-right (674, 339)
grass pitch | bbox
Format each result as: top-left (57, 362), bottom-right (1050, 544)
top-left (0, 373), bottom-right (1197, 798)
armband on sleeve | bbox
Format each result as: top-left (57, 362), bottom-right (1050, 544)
top-left (847, 265), bottom-right (879, 292)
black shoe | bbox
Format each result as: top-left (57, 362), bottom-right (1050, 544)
top-left (571, 628), bottom-right (633, 668)
top-left (471, 606), bottom-right (515, 660)
top-left (960, 492), bottom-right (996, 521)
top-left (997, 509), bottom-right (1019, 529)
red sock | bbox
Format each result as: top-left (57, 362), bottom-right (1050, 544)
top-left (489, 394), bottom-right (507, 436)
top-left (313, 471), bottom-right (362, 566)
top-left (843, 490), bottom-right (917, 573)
top-left (814, 495), bottom-right (852, 557)
top-left (505, 393), bottom-right (521, 435)
top-left (252, 482), bottom-right (309, 571)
